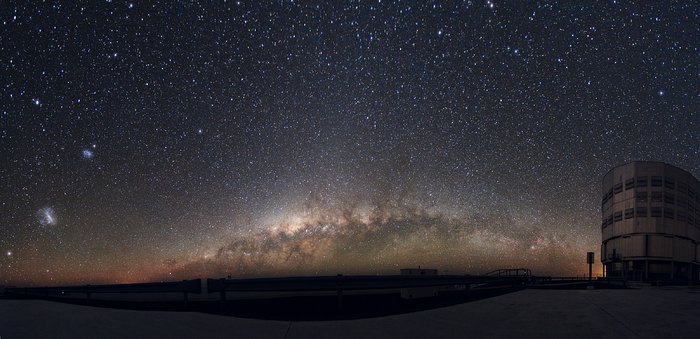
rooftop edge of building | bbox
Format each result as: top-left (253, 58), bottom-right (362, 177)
top-left (602, 161), bottom-right (699, 182)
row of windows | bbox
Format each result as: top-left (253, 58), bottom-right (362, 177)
top-left (634, 191), bottom-right (699, 208)
top-left (603, 176), bottom-right (699, 205)
top-left (602, 207), bottom-right (698, 228)
top-left (605, 191), bottom-right (700, 208)
top-left (640, 195), bottom-right (697, 213)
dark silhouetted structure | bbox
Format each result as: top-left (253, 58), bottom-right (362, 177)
top-left (400, 267), bottom-right (440, 299)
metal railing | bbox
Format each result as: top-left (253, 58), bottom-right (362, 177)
top-left (4, 279), bottom-right (202, 308)
top-left (2, 273), bottom-right (532, 313)
top-left (207, 274), bottom-right (528, 311)
top-left (207, 274), bottom-right (528, 292)
top-left (483, 268), bottom-right (532, 277)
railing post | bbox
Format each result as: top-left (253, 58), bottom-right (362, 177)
top-left (86, 285), bottom-right (91, 304)
top-left (216, 278), bottom-right (227, 313)
top-left (337, 289), bottom-right (343, 313)
top-left (336, 274), bottom-right (344, 313)
top-left (219, 291), bottom-right (226, 313)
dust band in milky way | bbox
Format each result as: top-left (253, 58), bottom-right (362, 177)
top-left (161, 201), bottom-right (585, 278)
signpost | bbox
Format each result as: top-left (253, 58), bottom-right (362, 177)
top-left (587, 252), bottom-right (594, 281)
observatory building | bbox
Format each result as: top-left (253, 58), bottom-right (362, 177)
top-left (601, 161), bottom-right (700, 281)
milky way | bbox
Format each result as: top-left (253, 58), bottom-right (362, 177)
top-left (161, 198), bottom-right (585, 280)
top-left (0, 2), bottom-right (697, 285)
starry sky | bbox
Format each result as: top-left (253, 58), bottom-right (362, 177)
top-left (1, 1), bottom-right (698, 286)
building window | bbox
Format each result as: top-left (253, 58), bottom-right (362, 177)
top-left (664, 178), bottom-right (675, 190)
top-left (678, 182), bottom-right (688, 195)
top-left (650, 207), bottom-right (662, 217)
top-left (664, 193), bottom-right (675, 205)
top-left (636, 176), bottom-right (648, 187)
top-left (664, 208), bottom-right (675, 219)
top-left (689, 214), bottom-right (695, 225)
top-left (624, 208), bottom-right (634, 219)
top-left (677, 210), bottom-right (687, 222)
top-left (651, 176), bottom-right (662, 187)
top-left (635, 192), bottom-right (648, 203)
top-left (635, 207), bottom-right (647, 218)
top-left (614, 183), bottom-right (623, 194)
top-left (606, 215), bottom-right (613, 226)
top-left (625, 178), bottom-right (634, 190)
top-left (613, 211), bottom-right (623, 222)
top-left (651, 191), bottom-right (663, 202)
top-left (603, 189), bottom-right (613, 205)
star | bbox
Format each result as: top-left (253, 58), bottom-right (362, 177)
top-left (0, 0), bottom-right (696, 286)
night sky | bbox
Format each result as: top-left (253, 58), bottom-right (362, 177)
top-left (1, 1), bottom-right (698, 286)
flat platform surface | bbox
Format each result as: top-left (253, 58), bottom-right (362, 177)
top-left (2, 288), bottom-right (700, 338)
